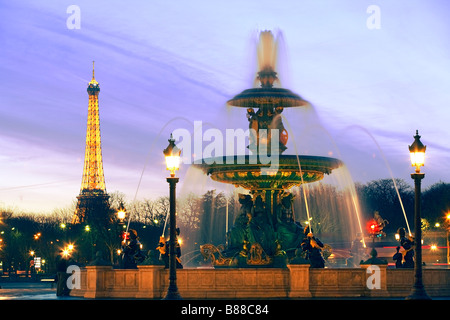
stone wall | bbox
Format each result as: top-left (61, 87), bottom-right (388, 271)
top-left (70, 265), bottom-right (450, 299)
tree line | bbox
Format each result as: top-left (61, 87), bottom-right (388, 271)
top-left (0, 179), bottom-right (449, 273)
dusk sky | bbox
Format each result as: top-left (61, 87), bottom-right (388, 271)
top-left (1, 1), bottom-right (449, 214)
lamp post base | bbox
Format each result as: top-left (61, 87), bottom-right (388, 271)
top-left (163, 285), bottom-right (182, 300)
top-left (406, 284), bottom-right (431, 300)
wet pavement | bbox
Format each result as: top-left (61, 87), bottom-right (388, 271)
top-left (0, 281), bottom-right (448, 302)
top-left (0, 282), bottom-right (82, 300)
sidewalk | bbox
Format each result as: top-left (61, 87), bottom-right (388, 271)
top-left (1, 281), bottom-right (448, 301)
top-left (0, 282), bottom-right (82, 300)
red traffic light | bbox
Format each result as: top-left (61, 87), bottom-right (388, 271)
top-left (122, 231), bottom-right (130, 241)
top-left (367, 219), bottom-right (380, 234)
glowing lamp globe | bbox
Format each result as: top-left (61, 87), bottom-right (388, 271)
top-left (409, 130), bottom-right (426, 173)
top-left (117, 210), bottom-right (126, 220)
top-left (163, 134), bottom-right (181, 177)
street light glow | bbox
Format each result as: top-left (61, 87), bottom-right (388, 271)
top-left (163, 134), bottom-right (181, 177)
top-left (117, 210), bottom-right (126, 220)
top-left (409, 130), bottom-right (426, 173)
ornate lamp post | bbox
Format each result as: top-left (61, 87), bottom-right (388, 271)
top-left (163, 134), bottom-right (182, 300)
top-left (117, 208), bottom-right (126, 221)
top-left (116, 204), bottom-right (127, 233)
top-left (406, 130), bottom-right (431, 300)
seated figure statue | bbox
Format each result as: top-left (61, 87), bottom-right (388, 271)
top-left (227, 194), bottom-right (253, 251)
top-left (247, 195), bottom-right (275, 254)
top-left (275, 193), bottom-right (303, 256)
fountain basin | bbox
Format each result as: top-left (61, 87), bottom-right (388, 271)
top-left (227, 87), bottom-right (309, 108)
top-left (194, 154), bottom-right (343, 190)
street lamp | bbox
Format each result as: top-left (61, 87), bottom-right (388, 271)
top-left (117, 209), bottom-right (126, 221)
top-left (117, 204), bottom-right (127, 233)
top-left (164, 134), bottom-right (181, 178)
top-left (409, 130), bottom-right (426, 174)
top-left (162, 134), bottom-right (182, 300)
top-left (406, 130), bottom-right (431, 300)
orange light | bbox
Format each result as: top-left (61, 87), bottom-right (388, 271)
top-left (409, 130), bottom-right (426, 173)
top-left (163, 134), bottom-right (181, 177)
top-left (117, 210), bottom-right (126, 220)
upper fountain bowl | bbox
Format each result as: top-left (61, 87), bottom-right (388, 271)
top-left (194, 154), bottom-right (343, 191)
top-left (227, 67), bottom-right (309, 109)
top-left (227, 87), bottom-right (309, 109)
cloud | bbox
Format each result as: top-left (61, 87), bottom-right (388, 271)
top-left (1, 1), bottom-right (449, 213)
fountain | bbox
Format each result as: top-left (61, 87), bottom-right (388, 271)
top-left (194, 31), bottom-right (343, 267)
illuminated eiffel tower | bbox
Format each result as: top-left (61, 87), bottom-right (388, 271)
top-left (73, 62), bottom-right (110, 224)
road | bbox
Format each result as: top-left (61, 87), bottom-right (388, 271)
top-left (0, 282), bottom-right (81, 300)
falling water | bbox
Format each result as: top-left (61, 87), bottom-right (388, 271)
top-left (342, 125), bottom-right (412, 236)
top-left (279, 113), bottom-right (313, 233)
top-left (281, 112), bottom-right (367, 247)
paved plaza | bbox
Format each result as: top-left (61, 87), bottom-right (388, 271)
top-left (0, 282), bottom-right (82, 300)
top-left (0, 281), bottom-right (448, 301)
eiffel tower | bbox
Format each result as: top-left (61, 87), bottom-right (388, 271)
top-left (73, 62), bottom-right (110, 224)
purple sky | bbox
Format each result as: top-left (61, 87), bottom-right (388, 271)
top-left (1, 1), bottom-right (449, 213)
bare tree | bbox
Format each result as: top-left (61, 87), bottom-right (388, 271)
top-left (177, 192), bottom-right (201, 231)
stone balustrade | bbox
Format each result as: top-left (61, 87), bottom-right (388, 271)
top-left (70, 265), bottom-right (450, 299)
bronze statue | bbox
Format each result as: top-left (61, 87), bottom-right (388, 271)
top-left (122, 229), bottom-right (145, 269)
top-left (393, 246), bottom-right (403, 268)
top-left (276, 193), bottom-right (303, 257)
top-left (301, 226), bottom-right (325, 268)
top-left (397, 227), bottom-right (414, 268)
top-left (226, 194), bottom-right (253, 251)
top-left (157, 236), bottom-right (169, 268)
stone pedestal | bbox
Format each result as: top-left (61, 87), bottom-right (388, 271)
top-left (84, 265), bottom-right (113, 298)
top-left (287, 264), bottom-right (311, 298)
top-left (136, 265), bottom-right (165, 298)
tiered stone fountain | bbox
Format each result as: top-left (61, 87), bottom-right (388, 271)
top-left (195, 31), bottom-right (342, 267)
